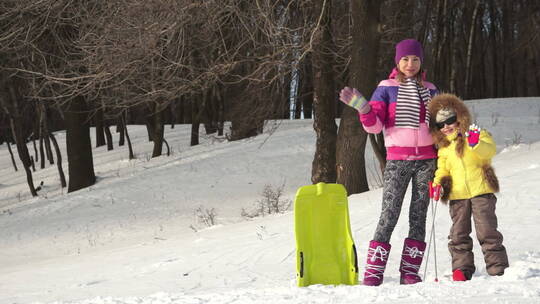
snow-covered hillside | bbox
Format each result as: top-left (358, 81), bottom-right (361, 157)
top-left (1, 97), bottom-right (539, 304)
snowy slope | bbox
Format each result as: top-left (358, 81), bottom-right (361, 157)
top-left (0, 97), bottom-right (539, 304)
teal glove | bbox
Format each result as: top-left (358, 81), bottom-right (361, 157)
top-left (339, 87), bottom-right (370, 114)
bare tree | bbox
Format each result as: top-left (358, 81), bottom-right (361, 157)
top-left (0, 77), bottom-right (38, 196)
top-left (0, 0), bottom-right (98, 192)
top-left (311, 0), bottom-right (338, 184)
top-left (336, 0), bottom-right (382, 194)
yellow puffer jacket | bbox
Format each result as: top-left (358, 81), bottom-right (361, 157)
top-left (434, 129), bottom-right (498, 200)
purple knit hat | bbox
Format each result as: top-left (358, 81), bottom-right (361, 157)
top-left (394, 39), bottom-right (424, 64)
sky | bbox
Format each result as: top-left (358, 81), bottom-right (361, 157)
top-left (1, 97), bottom-right (540, 304)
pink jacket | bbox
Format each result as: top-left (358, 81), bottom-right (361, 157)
top-left (359, 70), bottom-right (438, 160)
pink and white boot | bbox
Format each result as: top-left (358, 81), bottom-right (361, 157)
top-left (363, 240), bottom-right (391, 286)
top-left (399, 238), bottom-right (426, 284)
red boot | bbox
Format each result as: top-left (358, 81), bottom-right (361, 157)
top-left (452, 269), bottom-right (469, 281)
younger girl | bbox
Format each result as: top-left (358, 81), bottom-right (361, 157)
top-left (428, 93), bottom-right (509, 281)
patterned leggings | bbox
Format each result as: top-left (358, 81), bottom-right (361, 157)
top-left (373, 159), bottom-right (436, 243)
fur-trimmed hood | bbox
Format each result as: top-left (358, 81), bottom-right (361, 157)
top-left (428, 93), bottom-right (472, 156)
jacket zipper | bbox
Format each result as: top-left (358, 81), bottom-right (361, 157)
top-left (460, 153), bottom-right (472, 197)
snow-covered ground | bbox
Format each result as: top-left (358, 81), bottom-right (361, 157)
top-left (1, 97), bottom-right (539, 304)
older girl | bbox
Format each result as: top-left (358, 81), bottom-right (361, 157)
top-left (339, 39), bottom-right (438, 286)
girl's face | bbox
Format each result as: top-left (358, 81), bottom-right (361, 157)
top-left (440, 122), bottom-right (459, 136)
top-left (435, 115), bottom-right (459, 136)
top-left (441, 122), bottom-right (458, 136)
top-left (398, 55), bottom-right (421, 78)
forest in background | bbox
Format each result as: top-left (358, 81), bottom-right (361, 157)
top-left (1, 0), bottom-right (538, 196)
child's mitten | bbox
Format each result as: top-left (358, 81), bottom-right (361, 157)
top-left (339, 87), bottom-right (370, 114)
top-left (465, 124), bottom-right (481, 147)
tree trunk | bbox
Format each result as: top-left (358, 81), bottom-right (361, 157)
top-left (370, 133), bottom-right (386, 172)
top-left (117, 117), bottom-right (125, 146)
top-left (417, 0), bottom-right (433, 45)
top-left (180, 96), bottom-right (192, 124)
top-left (145, 115), bottom-right (154, 142)
top-left (32, 138), bottom-right (38, 164)
top-left (502, 0), bottom-right (514, 97)
top-left (30, 156), bottom-right (36, 172)
top-left (169, 102), bottom-right (176, 129)
top-left (217, 88), bottom-right (225, 136)
top-left (449, 16), bottom-right (459, 94)
top-left (191, 97), bottom-right (200, 146)
top-left (41, 105), bottom-right (54, 165)
top-left (95, 108), bottom-right (106, 147)
top-left (7, 141), bottom-right (18, 171)
top-left (488, 0), bottom-right (499, 97)
top-left (39, 134), bottom-right (46, 169)
top-left (65, 96), bottom-right (96, 192)
top-left (11, 118), bottom-right (37, 196)
top-left (49, 132), bottom-right (67, 188)
top-left (163, 138), bottom-right (170, 156)
top-left (336, 0), bottom-right (382, 194)
top-left (299, 55), bottom-right (314, 119)
top-left (32, 123), bottom-right (39, 163)
top-left (530, 44), bottom-right (540, 96)
top-left (311, 0), bottom-right (337, 184)
top-left (122, 112), bottom-right (135, 160)
top-left (3, 84), bottom-right (37, 196)
top-left (44, 133), bottom-right (54, 166)
top-left (434, 0), bottom-right (449, 88)
top-left (228, 91), bottom-right (264, 141)
top-left (104, 124), bottom-right (113, 151)
top-left (464, 0), bottom-right (482, 99)
top-left (203, 88), bottom-right (218, 135)
top-left (151, 103), bottom-right (164, 157)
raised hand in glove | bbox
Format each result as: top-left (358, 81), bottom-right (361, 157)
top-left (465, 124), bottom-right (481, 147)
top-left (339, 87), bottom-right (371, 114)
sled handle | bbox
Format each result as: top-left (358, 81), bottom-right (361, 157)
top-left (299, 251), bottom-right (304, 278)
top-left (352, 244), bottom-right (359, 273)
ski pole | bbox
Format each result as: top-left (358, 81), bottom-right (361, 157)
top-left (431, 184), bottom-right (441, 282)
top-left (423, 181), bottom-right (435, 281)
top-left (423, 182), bottom-right (440, 282)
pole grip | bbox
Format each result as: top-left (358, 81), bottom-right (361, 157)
top-left (434, 185), bottom-right (441, 201)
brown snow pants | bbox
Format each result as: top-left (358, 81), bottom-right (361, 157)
top-left (448, 193), bottom-right (509, 278)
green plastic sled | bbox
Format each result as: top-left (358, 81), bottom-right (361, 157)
top-left (294, 182), bottom-right (358, 287)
